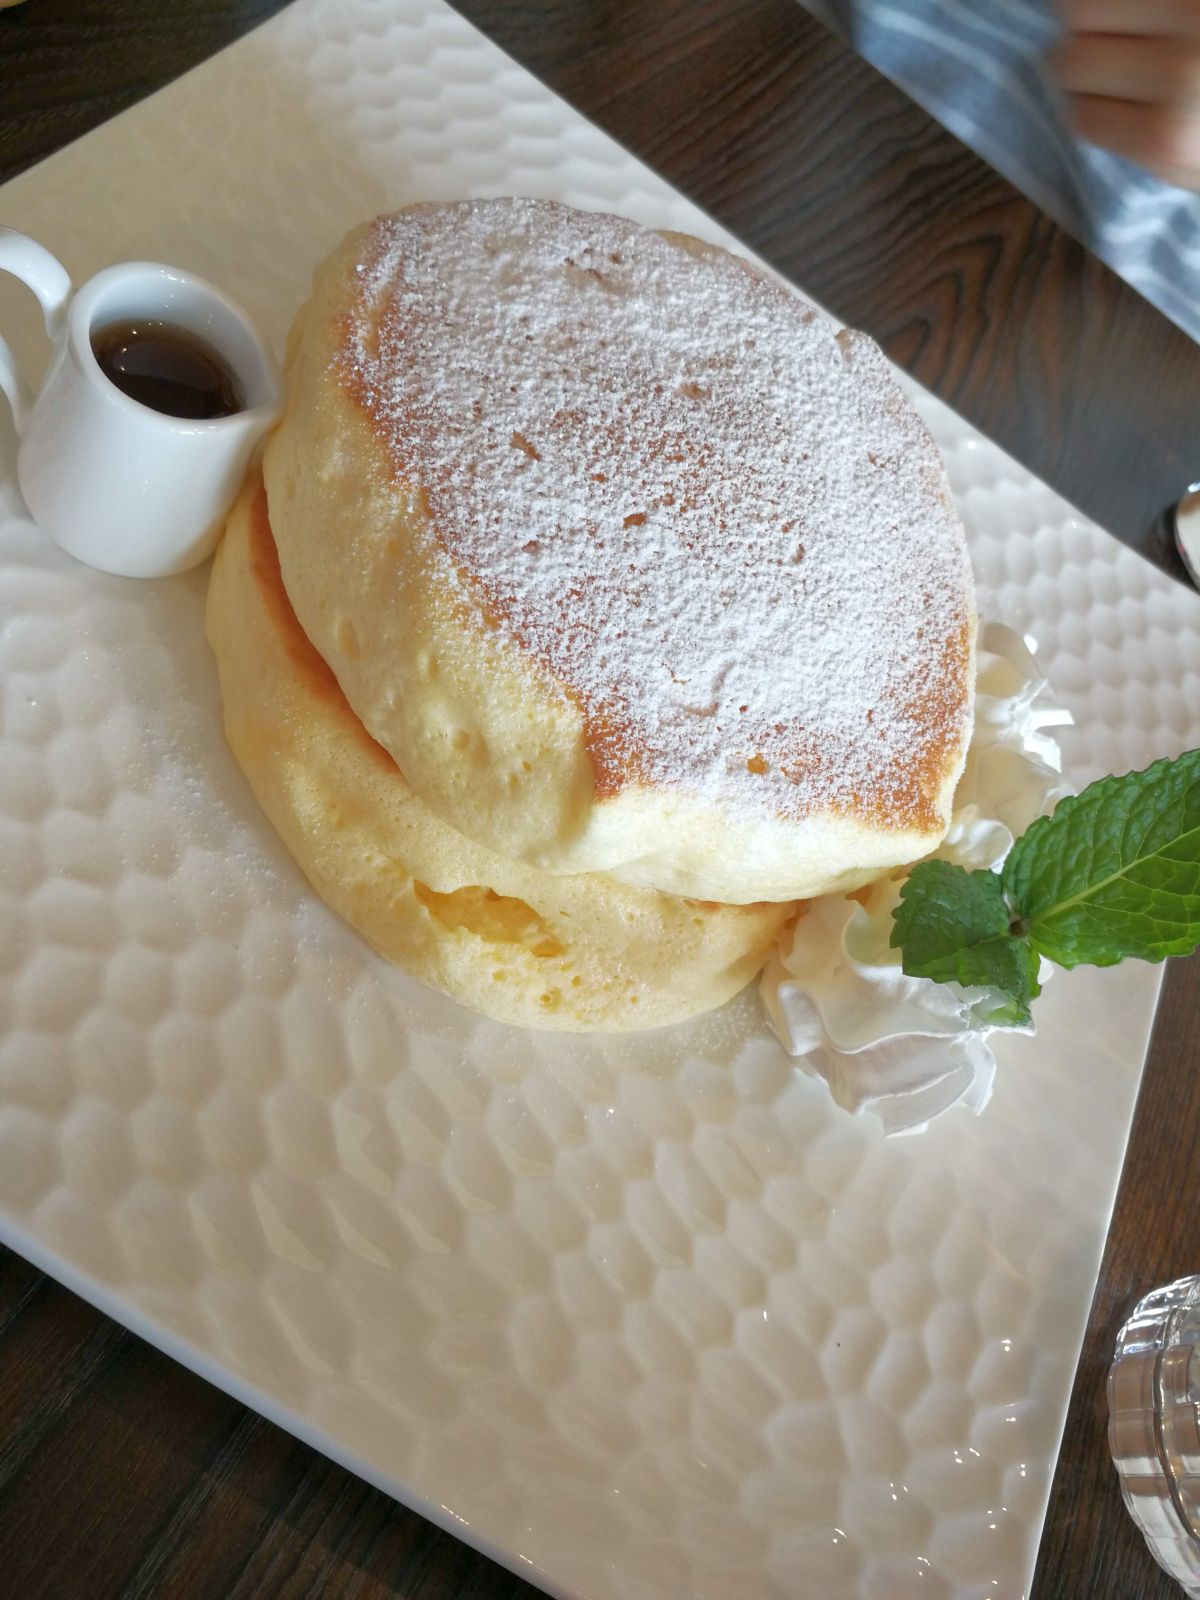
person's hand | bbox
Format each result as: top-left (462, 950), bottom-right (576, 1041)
top-left (1055, 1), bottom-right (1200, 190)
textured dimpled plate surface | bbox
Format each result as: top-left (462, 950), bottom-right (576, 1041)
top-left (0, 3), bottom-right (1198, 1597)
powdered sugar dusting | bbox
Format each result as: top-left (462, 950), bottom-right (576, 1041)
top-left (340, 199), bottom-right (973, 828)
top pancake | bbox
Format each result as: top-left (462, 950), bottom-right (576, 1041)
top-left (264, 199), bottom-right (975, 903)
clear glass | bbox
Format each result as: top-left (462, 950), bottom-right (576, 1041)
top-left (1170, 485), bottom-right (1200, 590)
top-left (1109, 1276), bottom-right (1200, 1596)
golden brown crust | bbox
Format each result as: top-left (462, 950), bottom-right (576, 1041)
top-left (209, 474), bottom-right (792, 1029)
top-left (265, 200), bottom-right (975, 902)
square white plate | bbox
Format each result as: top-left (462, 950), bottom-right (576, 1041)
top-left (1, 3), bottom-right (1199, 1596)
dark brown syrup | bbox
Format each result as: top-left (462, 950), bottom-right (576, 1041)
top-left (91, 319), bottom-right (244, 421)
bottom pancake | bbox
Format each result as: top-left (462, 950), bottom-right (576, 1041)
top-left (206, 475), bottom-right (793, 1031)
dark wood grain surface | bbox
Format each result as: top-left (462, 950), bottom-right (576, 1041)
top-left (1, 2), bottom-right (1197, 1597)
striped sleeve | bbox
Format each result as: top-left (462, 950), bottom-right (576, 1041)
top-left (797, 0), bottom-right (1200, 342)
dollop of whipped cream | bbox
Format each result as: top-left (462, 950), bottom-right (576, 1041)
top-left (760, 622), bottom-right (1072, 1135)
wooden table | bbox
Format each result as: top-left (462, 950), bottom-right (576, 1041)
top-left (2, 2), bottom-right (1198, 1595)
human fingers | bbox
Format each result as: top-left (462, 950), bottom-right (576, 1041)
top-left (1054, 31), bottom-right (1200, 109)
top-left (1060, 0), bottom-right (1200, 40)
top-left (1068, 90), bottom-right (1200, 186)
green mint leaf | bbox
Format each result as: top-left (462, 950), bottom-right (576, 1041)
top-left (1002, 750), bottom-right (1200, 969)
top-left (889, 860), bottom-right (1040, 1026)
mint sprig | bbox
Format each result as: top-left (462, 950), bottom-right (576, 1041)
top-left (891, 861), bottom-right (1042, 1026)
top-left (890, 750), bottom-right (1200, 1024)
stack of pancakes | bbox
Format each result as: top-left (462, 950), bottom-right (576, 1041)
top-left (207, 199), bottom-right (976, 1031)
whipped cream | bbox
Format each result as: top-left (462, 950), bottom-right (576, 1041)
top-left (760, 622), bottom-right (1072, 1134)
